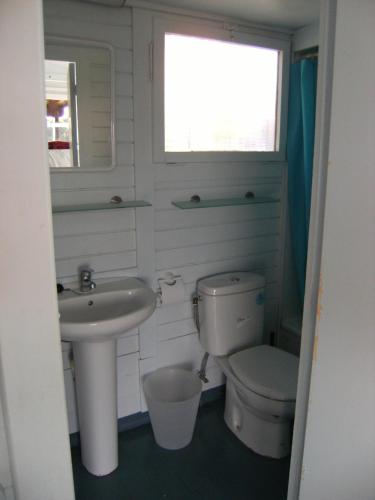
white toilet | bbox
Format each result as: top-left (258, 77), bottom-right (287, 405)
top-left (197, 272), bottom-right (299, 459)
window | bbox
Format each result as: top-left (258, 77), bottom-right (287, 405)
top-left (165, 34), bottom-right (279, 153)
top-left (152, 20), bottom-right (290, 163)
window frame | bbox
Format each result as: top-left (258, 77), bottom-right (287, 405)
top-left (152, 18), bottom-right (290, 164)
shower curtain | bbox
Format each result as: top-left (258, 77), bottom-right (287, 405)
top-left (286, 58), bottom-right (317, 303)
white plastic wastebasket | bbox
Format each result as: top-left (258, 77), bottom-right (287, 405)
top-left (143, 367), bottom-right (202, 450)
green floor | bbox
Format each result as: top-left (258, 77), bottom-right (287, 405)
top-left (71, 399), bottom-right (290, 500)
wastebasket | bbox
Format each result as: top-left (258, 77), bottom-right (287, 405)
top-left (143, 367), bottom-right (202, 450)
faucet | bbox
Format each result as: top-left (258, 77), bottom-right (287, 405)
top-left (79, 267), bottom-right (96, 293)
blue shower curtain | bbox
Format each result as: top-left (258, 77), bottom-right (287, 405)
top-left (287, 59), bottom-right (317, 303)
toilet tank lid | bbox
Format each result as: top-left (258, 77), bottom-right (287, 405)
top-left (229, 345), bottom-right (299, 401)
top-left (198, 272), bottom-right (265, 296)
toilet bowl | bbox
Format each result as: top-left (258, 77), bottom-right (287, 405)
top-left (197, 272), bottom-right (299, 459)
top-left (216, 345), bottom-right (299, 458)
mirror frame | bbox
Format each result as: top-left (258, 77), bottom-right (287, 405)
top-left (45, 36), bottom-right (116, 173)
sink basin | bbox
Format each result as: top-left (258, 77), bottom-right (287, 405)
top-left (59, 277), bottom-right (156, 342)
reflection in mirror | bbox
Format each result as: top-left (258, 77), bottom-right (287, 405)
top-left (45, 59), bottom-right (79, 167)
top-left (45, 41), bottom-right (114, 169)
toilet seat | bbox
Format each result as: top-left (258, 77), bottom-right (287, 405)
top-left (229, 345), bottom-right (299, 401)
top-left (215, 345), bottom-right (299, 420)
top-left (215, 347), bottom-right (297, 457)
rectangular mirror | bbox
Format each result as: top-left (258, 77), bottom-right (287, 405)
top-left (45, 38), bottom-right (115, 169)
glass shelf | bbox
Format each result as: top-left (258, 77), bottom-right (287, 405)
top-left (52, 200), bottom-right (152, 214)
top-left (171, 196), bottom-right (279, 210)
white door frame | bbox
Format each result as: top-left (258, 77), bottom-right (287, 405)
top-left (287, 1), bottom-right (337, 498)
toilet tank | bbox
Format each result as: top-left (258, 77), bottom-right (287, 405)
top-left (197, 272), bottom-right (265, 356)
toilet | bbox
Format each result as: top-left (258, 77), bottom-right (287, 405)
top-left (197, 272), bottom-right (299, 459)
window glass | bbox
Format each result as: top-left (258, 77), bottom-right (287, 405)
top-left (164, 33), bottom-right (280, 153)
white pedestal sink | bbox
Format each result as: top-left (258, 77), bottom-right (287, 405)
top-left (58, 278), bottom-right (156, 476)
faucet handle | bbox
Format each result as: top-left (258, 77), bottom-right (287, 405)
top-left (78, 266), bottom-right (96, 292)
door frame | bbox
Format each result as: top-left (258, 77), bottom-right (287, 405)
top-left (287, 1), bottom-right (337, 498)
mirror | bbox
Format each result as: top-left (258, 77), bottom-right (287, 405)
top-left (45, 39), bottom-right (115, 169)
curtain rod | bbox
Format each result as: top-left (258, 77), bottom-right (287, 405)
top-left (294, 46), bottom-right (319, 62)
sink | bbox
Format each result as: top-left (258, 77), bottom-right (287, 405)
top-left (58, 278), bottom-right (156, 477)
top-left (59, 278), bottom-right (156, 342)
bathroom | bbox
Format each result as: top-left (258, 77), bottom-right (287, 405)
top-left (1, 1), bottom-right (375, 500)
top-left (49, 0), bottom-right (315, 432)
top-left (48, 0), bottom-right (314, 488)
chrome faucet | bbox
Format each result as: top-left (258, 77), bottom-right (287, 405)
top-left (79, 267), bottom-right (96, 293)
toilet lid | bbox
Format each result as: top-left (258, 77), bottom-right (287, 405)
top-left (229, 345), bottom-right (299, 401)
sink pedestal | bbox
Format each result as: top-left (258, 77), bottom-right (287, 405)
top-left (73, 340), bottom-right (118, 476)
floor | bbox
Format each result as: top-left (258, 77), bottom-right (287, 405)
top-left (71, 399), bottom-right (290, 500)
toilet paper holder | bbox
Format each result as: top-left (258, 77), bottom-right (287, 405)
top-left (157, 272), bottom-right (184, 305)
top-left (158, 272), bottom-right (178, 286)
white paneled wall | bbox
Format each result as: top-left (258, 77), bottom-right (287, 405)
top-left (53, 209), bottom-right (136, 277)
top-left (154, 162), bottom-right (284, 328)
top-left (44, 0), bottom-right (288, 432)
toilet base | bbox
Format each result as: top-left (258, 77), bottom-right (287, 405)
top-left (224, 380), bottom-right (292, 459)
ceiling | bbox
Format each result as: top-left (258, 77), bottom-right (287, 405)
top-left (81, 0), bottom-right (320, 30)
top-left (146, 0), bottom-right (320, 30)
